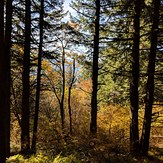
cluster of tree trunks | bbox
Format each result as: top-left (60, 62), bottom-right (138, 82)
top-left (90, 0), bottom-right (161, 156)
top-left (130, 0), bottom-right (160, 156)
top-left (140, 0), bottom-right (160, 155)
top-left (0, 0), bottom-right (161, 161)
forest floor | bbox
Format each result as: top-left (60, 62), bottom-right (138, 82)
top-left (8, 105), bottom-right (163, 162)
top-left (7, 133), bottom-right (163, 163)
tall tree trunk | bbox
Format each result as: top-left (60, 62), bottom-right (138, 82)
top-left (0, 0), bottom-right (12, 160)
top-left (0, 0), bottom-right (6, 161)
top-left (31, 0), bottom-right (44, 154)
top-left (68, 59), bottom-right (75, 134)
top-left (140, 0), bottom-right (160, 156)
top-left (21, 0), bottom-right (31, 154)
top-left (129, 0), bottom-right (141, 154)
top-left (90, 0), bottom-right (100, 135)
top-left (4, 0), bottom-right (13, 157)
top-left (60, 47), bottom-right (65, 129)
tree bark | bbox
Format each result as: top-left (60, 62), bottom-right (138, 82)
top-left (68, 59), bottom-right (75, 134)
top-left (0, 0), bottom-right (6, 161)
top-left (129, 0), bottom-right (141, 154)
top-left (140, 0), bottom-right (160, 156)
top-left (21, 0), bottom-right (31, 154)
top-left (4, 0), bottom-right (13, 157)
top-left (0, 0), bottom-right (12, 160)
top-left (60, 47), bottom-right (66, 130)
top-left (31, 0), bottom-right (44, 154)
top-left (90, 0), bottom-right (100, 135)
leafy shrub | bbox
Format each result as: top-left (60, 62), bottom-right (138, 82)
top-left (53, 153), bottom-right (79, 163)
top-left (6, 153), bottom-right (48, 163)
top-left (6, 154), bottom-right (24, 163)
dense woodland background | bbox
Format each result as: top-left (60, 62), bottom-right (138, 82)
top-left (0, 0), bottom-right (163, 162)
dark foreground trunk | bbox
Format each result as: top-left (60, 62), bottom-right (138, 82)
top-left (0, 1), bottom-right (6, 162)
top-left (0, 0), bottom-right (12, 161)
top-left (129, 0), bottom-right (141, 154)
top-left (4, 0), bottom-right (13, 157)
top-left (140, 0), bottom-right (160, 156)
top-left (21, 0), bottom-right (31, 154)
top-left (90, 0), bottom-right (100, 135)
top-left (31, 0), bottom-right (44, 154)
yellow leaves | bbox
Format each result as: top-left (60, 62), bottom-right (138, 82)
top-left (12, 44), bottom-right (24, 56)
top-left (6, 153), bottom-right (48, 163)
top-left (78, 79), bottom-right (92, 93)
top-left (68, 21), bottom-right (79, 30)
top-left (145, 0), bottom-right (152, 6)
top-left (98, 105), bottom-right (130, 137)
top-left (41, 60), bottom-right (61, 85)
top-left (42, 60), bottom-right (52, 72)
top-left (53, 153), bottom-right (79, 163)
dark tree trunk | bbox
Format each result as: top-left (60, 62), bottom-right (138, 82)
top-left (60, 48), bottom-right (65, 130)
top-left (4, 0), bottom-right (13, 157)
top-left (140, 0), bottom-right (160, 156)
top-left (90, 0), bottom-right (100, 135)
top-left (129, 0), bottom-right (141, 154)
top-left (31, 0), bottom-right (44, 154)
top-left (21, 0), bottom-right (31, 154)
top-left (0, 0), bottom-right (12, 161)
top-left (68, 59), bottom-right (75, 134)
top-left (0, 0), bottom-right (6, 162)
top-left (68, 88), bottom-right (72, 133)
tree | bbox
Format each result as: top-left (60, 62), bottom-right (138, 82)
top-left (68, 59), bottom-right (76, 134)
top-left (31, 0), bottom-right (44, 154)
top-left (140, 0), bottom-right (161, 156)
top-left (42, 18), bottom-right (81, 130)
top-left (0, 0), bottom-right (13, 160)
top-left (4, 0), bottom-right (13, 157)
top-left (0, 0), bottom-right (6, 161)
top-left (21, 0), bottom-right (31, 154)
top-left (71, 0), bottom-right (104, 135)
top-left (129, 0), bottom-right (141, 154)
top-left (60, 35), bottom-right (66, 130)
top-left (90, 0), bottom-right (100, 135)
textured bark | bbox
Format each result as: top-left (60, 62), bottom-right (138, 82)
top-left (21, 0), bottom-right (31, 154)
top-left (90, 0), bottom-right (100, 135)
top-left (0, 0), bottom-right (6, 161)
top-left (4, 0), bottom-right (13, 157)
top-left (0, 0), bottom-right (12, 160)
top-left (31, 0), bottom-right (44, 154)
top-left (140, 0), bottom-right (160, 156)
top-left (129, 0), bottom-right (141, 154)
top-left (68, 59), bottom-right (75, 134)
top-left (60, 47), bottom-right (66, 129)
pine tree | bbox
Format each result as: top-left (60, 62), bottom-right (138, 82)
top-left (31, 0), bottom-right (44, 154)
top-left (0, 0), bottom-right (6, 161)
top-left (0, 0), bottom-right (13, 160)
top-left (129, 0), bottom-right (141, 154)
top-left (90, 0), bottom-right (100, 135)
top-left (71, 0), bottom-right (103, 135)
top-left (21, 0), bottom-right (31, 154)
top-left (140, 0), bottom-right (161, 156)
